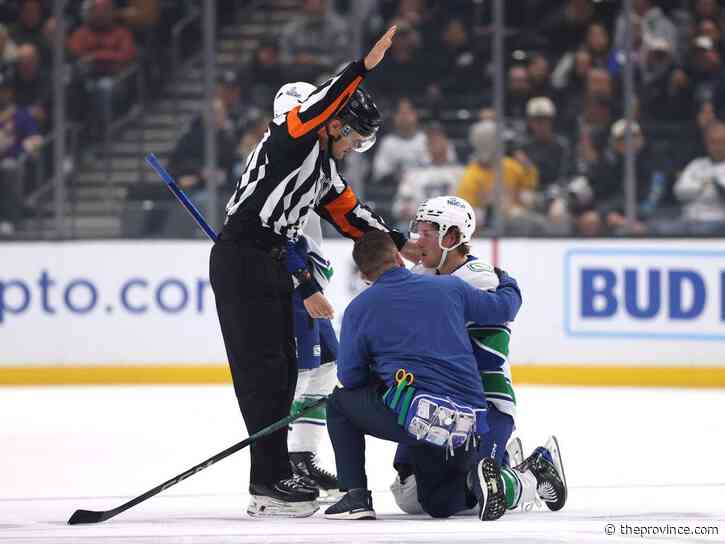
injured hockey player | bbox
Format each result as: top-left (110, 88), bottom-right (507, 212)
top-left (323, 230), bottom-right (522, 520)
top-left (390, 196), bottom-right (567, 517)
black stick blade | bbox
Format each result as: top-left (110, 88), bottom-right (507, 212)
top-left (68, 509), bottom-right (109, 525)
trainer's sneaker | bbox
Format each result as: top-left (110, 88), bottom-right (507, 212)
top-left (516, 436), bottom-right (567, 512)
top-left (247, 477), bottom-right (319, 518)
top-left (324, 488), bottom-right (376, 520)
top-left (290, 451), bottom-right (342, 501)
top-left (468, 458), bottom-right (506, 521)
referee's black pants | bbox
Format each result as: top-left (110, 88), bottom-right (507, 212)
top-left (209, 238), bottom-right (297, 487)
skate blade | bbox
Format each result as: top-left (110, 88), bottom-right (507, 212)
top-left (247, 496), bottom-right (319, 518)
top-left (545, 435), bottom-right (568, 489)
top-left (544, 435), bottom-right (567, 511)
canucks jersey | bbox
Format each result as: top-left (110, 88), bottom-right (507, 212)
top-left (303, 212), bottom-right (333, 291)
top-left (288, 212), bottom-right (334, 293)
top-left (412, 256), bottom-right (516, 419)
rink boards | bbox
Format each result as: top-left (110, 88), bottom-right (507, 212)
top-left (1, 238), bottom-right (724, 386)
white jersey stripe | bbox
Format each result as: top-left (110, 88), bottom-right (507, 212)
top-left (285, 183), bottom-right (319, 230)
top-left (299, 74), bottom-right (341, 114)
top-left (352, 206), bottom-right (387, 231)
top-left (282, 144), bottom-right (319, 213)
top-left (261, 167), bottom-right (302, 228)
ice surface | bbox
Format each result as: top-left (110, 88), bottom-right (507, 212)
top-left (1, 385), bottom-right (724, 543)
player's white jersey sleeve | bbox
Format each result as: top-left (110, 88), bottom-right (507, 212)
top-left (410, 256), bottom-right (516, 420)
top-left (451, 258), bottom-right (499, 291)
top-left (301, 212), bottom-right (333, 291)
top-left (457, 257), bottom-right (516, 420)
top-left (302, 211), bottom-right (323, 248)
top-left (410, 259), bottom-right (498, 289)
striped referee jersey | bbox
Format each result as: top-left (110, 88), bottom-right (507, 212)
top-left (224, 60), bottom-right (404, 247)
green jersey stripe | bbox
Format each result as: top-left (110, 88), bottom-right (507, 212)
top-left (469, 329), bottom-right (510, 357)
top-left (290, 399), bottom-right (326, 421)
top-left (481, 371), bottom-right (517, 405)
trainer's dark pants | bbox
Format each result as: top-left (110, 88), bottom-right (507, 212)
top-left (210, 238), bottom-right (297, 486)
top-left (327, 384), bottom-right (478, 518)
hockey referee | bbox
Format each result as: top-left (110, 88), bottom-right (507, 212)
top-left (209, 26), bottom-right (418, 518)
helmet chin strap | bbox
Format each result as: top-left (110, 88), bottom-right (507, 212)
top-left (436, 248), bottom-right (450, 271)
top-left (436, 230), bottom-right (462, 272)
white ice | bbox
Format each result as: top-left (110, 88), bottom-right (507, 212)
top-left (1, 385), bottom-right (724, 543)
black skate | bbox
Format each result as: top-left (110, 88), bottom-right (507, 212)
top-left (324, 488), bottom-right (375, 520)
top-left (247, 477), bottom-right (319, 518)
top-left (516, 435), bottom-right (567, 512)
top-left (469, 457), bottom-right (506, 521)
top-left (291, 472), bottom-right (319, 491)
top-left (290, 451), bottom-right (341, 502)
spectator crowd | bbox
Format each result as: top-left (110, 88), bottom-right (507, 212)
top-left (238, 0), bottom-right (725, 237)
top-left (0, 0), bottom-right (236, 237)
top-left (5, 0), bottom-right (725, 238)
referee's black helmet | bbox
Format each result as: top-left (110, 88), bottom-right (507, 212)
top-left (337, 86), bottom-right (381, 137)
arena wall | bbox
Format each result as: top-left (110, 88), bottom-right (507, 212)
top-left (1, 239), bottom-right (724, 387)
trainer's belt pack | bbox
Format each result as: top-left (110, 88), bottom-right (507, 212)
top-left (383, 369), bottom-right (486, 452)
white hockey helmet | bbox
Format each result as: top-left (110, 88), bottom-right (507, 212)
top-left (273, 81), bottom-right (317, 117)
top-left (412, 196), bottom-right (476, 251)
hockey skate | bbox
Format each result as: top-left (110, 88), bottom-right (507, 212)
top-left (505, 436), bottom-right (524, 468)
top-left (247, 477), bottom-right (319, 518)
top-left (290, 451), bottom-right (342, 502)
top-left (293, 472), bottom-right (322, 492)
top-left (324, 488), bottom-right (376, 520)
top-left (516, 435), bottom-right (567, 511)
top-left (468, 457), bottom-right (506, 521)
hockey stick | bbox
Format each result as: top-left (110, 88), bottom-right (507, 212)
top-left (67, 396), bottom-right (326, 525)
top-left (145, 153), bottom-right (219, 242)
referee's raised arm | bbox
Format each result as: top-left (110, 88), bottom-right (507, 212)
top-left (284, 26), bottom-right (398, 139)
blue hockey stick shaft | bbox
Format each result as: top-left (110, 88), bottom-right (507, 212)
top-left (145, 153), bottom-right (219, 242)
